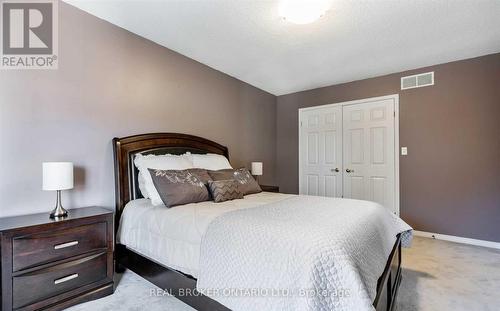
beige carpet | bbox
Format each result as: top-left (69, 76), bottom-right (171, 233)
top-left (396, 236), bottom-right (500, 311)
top-left (68, 236), bottom-right (500, 310)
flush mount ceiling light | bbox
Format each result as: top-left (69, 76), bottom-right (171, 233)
top-left (279, 0), bottom-right (332, 25)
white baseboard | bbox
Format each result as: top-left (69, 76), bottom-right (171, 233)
top-left (413, 230), bottom-right (500, 250)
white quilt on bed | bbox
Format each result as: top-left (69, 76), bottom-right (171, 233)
top-left (117, 192), bottom-right (294, 277)
top-left (196, 195), bottom-right (412, 311)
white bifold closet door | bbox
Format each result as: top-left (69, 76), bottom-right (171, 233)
top-left (299, 106), bottom-right (343, 197)
top-left (342, 99), bottom-right (395, 213)
top-left (299, 96), bottom-right (397, 214)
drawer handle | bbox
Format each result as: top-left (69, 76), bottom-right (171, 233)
top-left (54, 240), bottom-right (79, 250)
top-left (54, 273), bottom-right (79, 285)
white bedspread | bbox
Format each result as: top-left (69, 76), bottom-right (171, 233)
top-left (196, 195), bottom-right (412, 311)
top-left (117, 192), bottom-right (294, 277)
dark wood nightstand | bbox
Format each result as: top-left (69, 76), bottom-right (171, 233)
top-left (260, 185), bottom-right (279, 193)
top-left (0, 207), bottom-right (114, 311)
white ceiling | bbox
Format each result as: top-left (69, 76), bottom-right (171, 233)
top-left (65, 0), bottom-right (500, 96)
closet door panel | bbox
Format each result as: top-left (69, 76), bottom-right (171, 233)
top-left (300, 106), bottom-right (343, 197)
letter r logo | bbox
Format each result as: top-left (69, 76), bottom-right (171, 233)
top-left (2, 2), bottom-right (53, 55)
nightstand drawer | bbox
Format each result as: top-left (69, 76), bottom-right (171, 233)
top-left (12, 252), bottom-right (108, 309)
top-left (12, 222), bottom-right (107, 271)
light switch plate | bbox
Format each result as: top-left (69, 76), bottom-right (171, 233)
top-left (401, 147), bottom-right (408, 156)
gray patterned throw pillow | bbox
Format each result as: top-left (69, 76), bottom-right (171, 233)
top-left (208, 168), bottom-right (262, 195)
top-left (208, 180), bottom-right (244, 203)
top-left (148, 169), bottom-right (211, 207)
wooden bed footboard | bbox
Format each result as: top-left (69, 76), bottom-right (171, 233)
top-left (374, 234), bottom-right (402, 311)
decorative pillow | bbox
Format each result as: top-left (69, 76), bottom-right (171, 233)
top-left (148, 169), bottom-right (210, 208)
top-left (134, 153), bottom-right (194, 205)
top-left (185, 152), bottom-right (233, 170)
top-left (208, 168), bottom-right (262, 196)
top-left (187, 168), bottom-right (212, 186)
top-left (208, 180), bottom-right (243, 203)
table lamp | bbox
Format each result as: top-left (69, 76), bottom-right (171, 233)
top-left (251, 162), bottom-right (263, 183)
top-left (43, 162), bottom-right (73, 219)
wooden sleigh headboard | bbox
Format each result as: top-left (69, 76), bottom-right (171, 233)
top-left (112, 133), bottom-right (229, 229)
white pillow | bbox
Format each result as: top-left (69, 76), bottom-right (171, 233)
top-left (188, 152), bottom-right (232, 170)
top-left (134, 153), bottom-right (194, 205)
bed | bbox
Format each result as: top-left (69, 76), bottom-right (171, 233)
top-left (113, 133), bottom-right (411, 311)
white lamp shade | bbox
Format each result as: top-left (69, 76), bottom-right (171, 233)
top-left (251, 162), bottom-right (263, 176)
top-left (43, 162), bottom-right (74, 191)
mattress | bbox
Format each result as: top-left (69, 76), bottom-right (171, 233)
top-left (116, 192), bottom-right (294, 278)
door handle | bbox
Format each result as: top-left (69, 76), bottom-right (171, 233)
top-left (330, 168), bottom-right (339, 173)
top-left (346, 169), bottom-right (354, 173)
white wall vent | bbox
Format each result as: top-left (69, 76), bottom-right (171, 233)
top-left (401, 71), bottom-right (434, 90)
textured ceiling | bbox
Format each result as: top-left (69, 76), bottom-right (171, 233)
top-left (65, 0), bottom-right (500, 95)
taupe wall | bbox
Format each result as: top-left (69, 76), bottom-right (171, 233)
top-left (0, 2), bottom-right (276, 217)
top-left (277, 53), bottom-right (500, 242)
